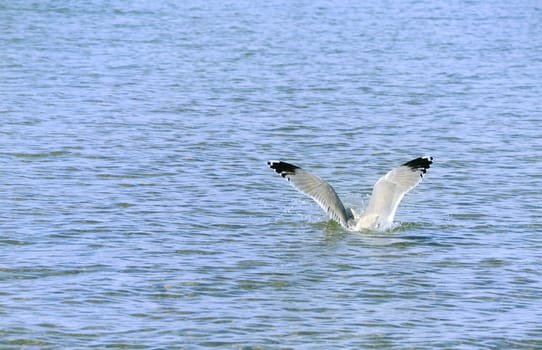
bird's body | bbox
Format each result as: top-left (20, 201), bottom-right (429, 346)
top-left (267, 157), bottom-right (433, 231)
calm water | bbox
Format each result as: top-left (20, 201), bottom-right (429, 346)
top-left (1, 0), bottom-right (542, 348)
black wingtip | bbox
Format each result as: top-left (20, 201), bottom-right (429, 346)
top-left (402, 156), bottom-right (433, 174)
top-left (267, 161), bottom-right (300, 178)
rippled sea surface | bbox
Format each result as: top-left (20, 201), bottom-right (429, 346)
top-left (1, 1), bottom-right (542, 348)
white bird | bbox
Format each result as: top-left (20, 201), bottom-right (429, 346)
top-left (267, 156), bottom-right (433, 231)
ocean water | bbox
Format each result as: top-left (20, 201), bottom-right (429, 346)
top-left (1, 0), bottom-right (542, 348)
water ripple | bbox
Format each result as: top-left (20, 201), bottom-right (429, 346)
top-left (1, 0), bottom-right (542, 348)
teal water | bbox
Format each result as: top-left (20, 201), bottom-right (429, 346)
top-left (1, 1), bottom-right (542, 348)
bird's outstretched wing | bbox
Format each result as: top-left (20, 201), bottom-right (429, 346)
top-left (267, 161), bottom-right (353, 227)
top-left (362, 156), bottom-right (433, 226)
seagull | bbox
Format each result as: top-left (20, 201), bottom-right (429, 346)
top-left (267, 156), bottom-right (433, 231)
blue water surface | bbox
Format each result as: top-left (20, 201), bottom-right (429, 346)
top-left (1, 0), bottom-right (541, 348)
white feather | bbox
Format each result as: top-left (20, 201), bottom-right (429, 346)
top-left (268, 157), bottom-right (433, 231)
